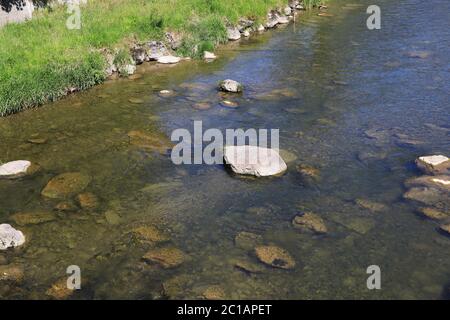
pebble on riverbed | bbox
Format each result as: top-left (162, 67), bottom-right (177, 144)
top-left (292, 212), bottom-right (327, 234)
top-left (142, 247), bottom-right (186, 269)
top-left (10, 211), bottom-right (56, 226)
top-left (255, 245), bottom-right (295, 270)
top-left (218, 79), bottom-right (243, 93)
top-left (41, 172), bottom-right (91, 199)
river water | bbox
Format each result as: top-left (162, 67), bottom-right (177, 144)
top-left (0, 0), bottom-right (449, 299)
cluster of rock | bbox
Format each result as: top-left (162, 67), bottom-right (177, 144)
top-left (103, 1), bottom-right (309, 79)
top-left (104, 39), bottom-right (183, 78)
top-left (225, 0), bottom-right (305, 41)
top-left (403, 155), bottom-right (450, 235)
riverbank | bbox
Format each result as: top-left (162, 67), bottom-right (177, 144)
top-left (0, 0), bottom-right (324, 116)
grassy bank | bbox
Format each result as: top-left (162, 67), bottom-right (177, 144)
top-left (0, 0), bottom-right (323, 116)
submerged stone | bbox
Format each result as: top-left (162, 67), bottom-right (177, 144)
top-left (46, 278), bottom-right (73, 300)
top-left (440, 224), bottom-right (450, 235)
top-left (419, 207), bottom-right (449, 221)
top-left (10, 211), bottom-right (56, 226)
top-left (255, 245), bottom-right (295, 270)
top-left (202, 286), bottom-right (226, 300)
top-left (27, 138), bottom-right (47, 144)
top-left (296, 164), bottom-right (320, 182)
top-left (292, 212), bottom-right (327, 234)
top-left (233, 259), bottom-right (265, 274)
top-left (234, 231), bottom-right (263, 250)
top-left (128, 98), bottom-right (144, 104)
top-left (54, 201), bottom-right (78, 212)
top-left (0, 264), bottom-right (24, 284)
top-left (224, 145), bottom-right (287, 177)
top-left (127, 130), bottom-right (173, 155)
top-left (131, 225), bottom-right (170, 243)
top-left (193, 102), bottom-right (212, 110)
top-left (76, 192), bottom-right (99, 210)
top-left (41, 172), bottom-right (91, 199)
top-left (220, 100), bottom-right (239, 108)
top-left (355, 198), bottom-right (387, 213)
top-left (0, 224), bottom-right (25, 250)
top-left (405, 175), bottom-right (450, 193)
top-left (403, 187), bottom-right (447, 207)
top-left (104, 211), bottom-right (121, 225)
top-left (142, 247), bottom-right (185, 269)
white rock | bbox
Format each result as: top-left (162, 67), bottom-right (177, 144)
top-left (265, 19), bottom-right (279, 29)
top-left (277, 16), bottom-right (290, 24)
top-left (0, 224), bottom-right (25, 250)
top-left (418, 155), bottom-right (449, 167)
top-left (203, 51), bottom-right (217, 60)
top-left (284, 6), bottom-right (292, 15)
top-left (227, 27), bottom-right (241, 41)
top-left (416, 155), bottom-right (450, 175)
top-left (219, 79), bottom-right (243, 93)
top-left (242, 30), bottom-right (251, 37)
top-left (224, 145), bottom-right (287, 177)
top-left (0, 160), bottom-right (31, 179)
top-left (157, 55), bottom-right (181, 64)
top-left (257, 24), bottom-right (265, 32)
top-left (119, 64), bottom-right (136, 76)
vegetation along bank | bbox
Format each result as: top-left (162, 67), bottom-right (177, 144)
top-left (0, 0), bottom-right (325, 116)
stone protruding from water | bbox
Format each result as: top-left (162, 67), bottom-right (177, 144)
top-left (0, 160), bottom-right (32, 179)
top-left (224, 145), bottom-right (287, 177)
top-left (227, 27), bottom-right (241, 41)
top-left (255, 245), bottom-right (295, 270)
top-left (416, 155), bottom-right (450, 175)
top-left (203, 51), bottom-right (217, 60)
top-left (157, 55), bottom-right (181, 64)
top-left (218, 79), bottom-right (243, 93)
top-left (0, 224), bottom-right (25, 250)
top-left (41, 172), bottom-right (91, 199)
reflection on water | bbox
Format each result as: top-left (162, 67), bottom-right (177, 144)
top-left (0, 0), bottom-right (449, 299)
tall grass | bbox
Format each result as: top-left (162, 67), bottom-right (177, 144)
top-left (0, 0), bottom-right (318, 115)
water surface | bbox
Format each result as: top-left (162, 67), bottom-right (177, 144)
top-left (1, 0), bottom-right (449, 299)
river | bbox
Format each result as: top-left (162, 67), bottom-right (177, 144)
top-left (0, 0), bottom-right (449, 299)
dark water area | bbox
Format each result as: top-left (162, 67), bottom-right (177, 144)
top-left (0, 0), bottom-right (449, 299)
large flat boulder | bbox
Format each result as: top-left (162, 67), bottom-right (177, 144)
top-left (224, 145), bottom-right (287, 177)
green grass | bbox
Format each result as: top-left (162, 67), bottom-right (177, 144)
top-left (0, 0), bottom-right (319, 116)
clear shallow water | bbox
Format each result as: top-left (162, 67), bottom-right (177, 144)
top-left (1, 0), bottom-right (449, 299)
